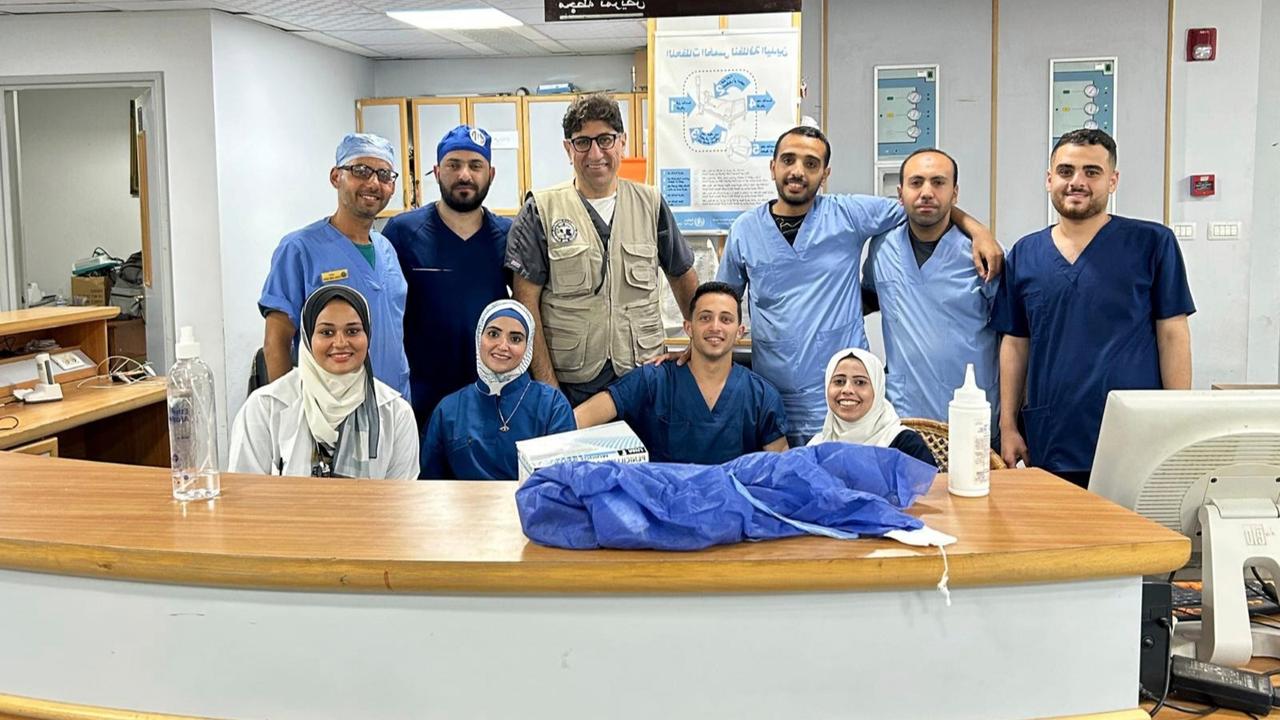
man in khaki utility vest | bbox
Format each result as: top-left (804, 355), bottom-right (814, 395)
top-left (506, 94), bottom-right (698, 406)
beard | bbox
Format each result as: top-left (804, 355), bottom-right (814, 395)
top-left (775, 177), bottom-right (817, 207)
top-left (439, 178), bottom-right (490, 213)
top-left (1052, 191), bottom-right (1108, 220)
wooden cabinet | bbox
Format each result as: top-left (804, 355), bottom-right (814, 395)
top-left (357, 92), bottom-right (649, 218)
top-left (354, 98), bottom-right (413, 218)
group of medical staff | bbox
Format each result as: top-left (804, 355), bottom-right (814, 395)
top-left (227, 93), bottom-right (1194, 491)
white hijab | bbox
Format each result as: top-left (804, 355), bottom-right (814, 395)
top-left (475, 299), bottom-right (535, 396)
top-left (298, 287), bottom-right (371, 447)
top-left (808, 347), bottom-right (907, 448)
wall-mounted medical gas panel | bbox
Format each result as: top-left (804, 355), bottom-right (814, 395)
top-left (873, 65), bottom-right (939, 197)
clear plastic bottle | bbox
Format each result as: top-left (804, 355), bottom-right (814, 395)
top-left (168, 326), bottom-right (221, 501)
top-left (947, 363), bottom-right (991, 497)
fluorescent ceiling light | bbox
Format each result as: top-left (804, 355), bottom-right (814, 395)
top-left (387, 9), bottom-right (523, 30)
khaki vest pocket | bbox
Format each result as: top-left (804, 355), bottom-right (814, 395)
top-left (545, 325), bottom-right (587, 372)
top-left (621, 242), bottom-right (658, 291)
top-left (549, 243), bottom-right (593, 296)
top-left (629, 312), bottom-right (666, 360)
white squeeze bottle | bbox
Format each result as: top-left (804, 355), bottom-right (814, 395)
top-left (168, 326), bottom-right (221, 501)
top-left (947, 363), bottom-right (990, 497)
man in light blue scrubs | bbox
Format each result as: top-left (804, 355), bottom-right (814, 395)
top-left (993, 129), bottom-right (1194, 487)
top-left (862, 148), bottom-right (999, 436)
top-left (259, 133), bottom-right (411, 400)
top-left (716, 126), bottom-right (1004, 448)
top-left (574, 282), bottom-right (788, 464)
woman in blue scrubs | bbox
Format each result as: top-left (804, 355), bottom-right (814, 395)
top-left (420, 300), bottom-right (575, 480)
top-left (808, 348), bottom-right (936, 467)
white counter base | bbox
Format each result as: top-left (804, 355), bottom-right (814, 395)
top-left (0, 569), bottom-right (1139, 720)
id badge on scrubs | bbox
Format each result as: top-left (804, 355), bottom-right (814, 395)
top-left (321, 269), bottom-right (349, 282)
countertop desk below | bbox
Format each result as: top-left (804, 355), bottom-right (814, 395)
top-left (0, 456), bottom-right (1189, 720)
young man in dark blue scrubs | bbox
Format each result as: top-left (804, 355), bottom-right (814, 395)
top-left (384, 125), bottom-right (512, 428)
top-left (992, 129), bottom-right (1195, 487)
top-left (573, 282), bottom-right (789, 464)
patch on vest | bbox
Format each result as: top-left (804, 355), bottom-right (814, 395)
top-left (550, 218), bottom-right (578, 244)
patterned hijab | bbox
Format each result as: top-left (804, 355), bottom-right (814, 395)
top-left (474, 299), bottom-right (535, 396)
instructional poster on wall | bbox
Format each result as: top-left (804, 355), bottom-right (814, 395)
top-left (652, 27), bottom-right (800, 232)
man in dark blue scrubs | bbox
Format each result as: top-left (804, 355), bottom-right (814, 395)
top-left (384, 126), bottom-right (512, 428)
top-left (992, 129), bottom-right (1194, 487)
top-left (573, 282), bottom-right (789, 464)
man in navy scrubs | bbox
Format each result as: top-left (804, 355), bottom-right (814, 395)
top-left (992, 129), bottom-right (1194, 487)
top-left (573, 281), bottom-right (789, 464)
top-left (384, 125), bottom-right (512, 428)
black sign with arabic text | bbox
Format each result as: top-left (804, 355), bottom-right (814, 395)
top-left (546, 0), bottom-right (801, 23)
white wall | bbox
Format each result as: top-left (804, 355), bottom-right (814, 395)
top-left (16, 87), bottom-right (142, 299)
top-left (1245, 0), bottom-right (1280, 382)
top-left (373, 54), bottom-right (635, 97)
top-left (996, 0), bottom-right (1168, 242)
top-left (824, 0), bottom-right (993, 222)
top-left (1170, 0), bottom-right (1275, 386)
top-left (210, 12), bottom-right (375, 429)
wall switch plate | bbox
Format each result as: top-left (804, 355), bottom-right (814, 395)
top-left (1208, 222), bottom-right (1241, 240)
top-left (1173, 222), bottom-right (1197, 240)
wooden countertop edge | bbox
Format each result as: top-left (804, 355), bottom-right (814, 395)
top-left (0, 307), bottom-right (120, 336)
top-left (0, 382), bottom-right (166, 449)
top-left (0, 536), bottom-right (1190, 594)
top-left (0, 690), bottom-right (219, 720)
top-left (1039, 711), bottom-right (1149, 720)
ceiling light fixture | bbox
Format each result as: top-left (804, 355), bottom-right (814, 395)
top-left (387, 9), bottom-right (523, 30)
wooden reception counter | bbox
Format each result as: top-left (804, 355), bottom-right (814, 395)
top-left (0, 454), bottom-right (1187, 720)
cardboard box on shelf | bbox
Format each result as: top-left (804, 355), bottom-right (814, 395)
top-left (515, 421), bottom-right (648, 483)
top-left (70, 275), bottom-right (112, 306)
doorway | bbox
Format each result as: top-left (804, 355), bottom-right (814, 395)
top-left (0, 73), bottom-right (174, 372)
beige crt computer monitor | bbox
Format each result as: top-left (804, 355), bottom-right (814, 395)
top-left (1090, 390), bottom-right (1280, 666)
top-left (1090, 390), bottom-right (1280, 541)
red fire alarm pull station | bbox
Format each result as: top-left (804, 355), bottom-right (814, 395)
top-left (1187, 28), bottom-right (1217, 61)
top-left (1191, 174), bottom-right (1216, 197)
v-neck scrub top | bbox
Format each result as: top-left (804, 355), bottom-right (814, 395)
top-left (383, 204), bottom-right (512, 425)
top-left (259, 217), bottom-right (411, 400)
top-left (716, 195), bottom-right (905, 439)
top-left (607, 362), bottom-right (787, 464)
top-left (864, 222), bottom-right (1000, 427)
top-left (990, 215), bottom-right (1195, 474)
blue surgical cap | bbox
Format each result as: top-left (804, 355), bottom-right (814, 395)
top-left (437, 125), bottom-right (492, 164)
top-left (335, 133), bottom-right (398, 172)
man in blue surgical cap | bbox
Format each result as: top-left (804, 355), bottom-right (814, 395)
top-left (383, 125), bottom-right (512, 428)
top-left (258, 133), bottom-right (411, 400)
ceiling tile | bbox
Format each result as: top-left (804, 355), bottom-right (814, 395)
top-left (362, 42), bottom-right (484, 59)
top-left (244, 11), bottom-right (306, 29)
top-left (283, 12), bottom-right (404, 30)
top-left (99, 0), bottom-right (229, 9)
top-left (220, 0), bottom-right (349, 15)
top-left (292, 30), bottom-right (382, 56)
top-left (325, 27), bottom-right (438, 44)
top-left (351, 0), bottom-right (482, 11)
top-left (454, 27), bottom-right (545, 54)
top-left (0, 3), bottom-right (116, 10)
top-left (533, 18), bottom-right (645, 41)
top-left (555, 39), bottom-right (645, 53)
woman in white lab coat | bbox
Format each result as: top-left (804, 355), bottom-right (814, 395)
top-left (229, 284), bottom-right (418, 479)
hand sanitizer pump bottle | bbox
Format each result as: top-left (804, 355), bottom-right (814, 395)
top-left (167, 326), bottom-right (221, 501)
top-left (947, 363), bottom-right (991, 497)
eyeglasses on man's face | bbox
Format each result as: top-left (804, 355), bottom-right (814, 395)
top-left (338, 164), bottom-right (399, 184)
top-left (568, 133), bottom-right (621, 153)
